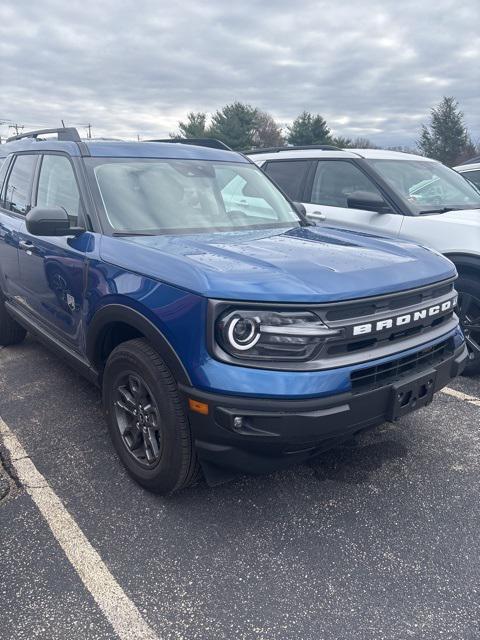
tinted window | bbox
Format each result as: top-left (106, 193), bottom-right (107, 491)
top-left (263, 160), bottom-right (311, 201)
top-left (37, 155), bottom-right (81, 224)
top-left (311, 160), bottom-right (383, 207)
top-left (463, 170), bottom-right (480, 190)
top-left (2, 154), bottom-right (37, 214)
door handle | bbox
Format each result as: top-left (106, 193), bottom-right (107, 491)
top-left (18, 240), bottom-right (35, 254)
top-left (310, 211), bottom-right (327, 221)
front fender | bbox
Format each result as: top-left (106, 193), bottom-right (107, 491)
top-left (86, 303), bottom-right (192, 385)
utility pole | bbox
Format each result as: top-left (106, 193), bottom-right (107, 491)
top-left (9, 123), bottom-right (24, 136)
top-left (86, 123), bottom-right (92, 139)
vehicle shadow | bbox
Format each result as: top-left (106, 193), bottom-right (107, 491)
top-left (171, 427), bottom-right (409, 513)
top-left (307, 436), bottom-right (408, 484)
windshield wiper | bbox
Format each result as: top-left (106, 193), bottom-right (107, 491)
top-left (418, 205), bottom-right (480, 214)
top-left (112, 231), bottom-right (158, 237)
top-left (418, 207), bottom-right (454, 214)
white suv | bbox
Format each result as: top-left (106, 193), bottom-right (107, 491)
top-left (249, 146), bottom-right (480, 374)
top-left (454, 157), bottom-right (480, 191)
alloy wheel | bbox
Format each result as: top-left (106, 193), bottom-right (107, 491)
top-left (457, 292), bottom-right (480, 364)
top-left (113, 372), bottom-right (163, 467)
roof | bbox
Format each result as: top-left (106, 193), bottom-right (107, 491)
top-left (350, 149), bottom-right (433, 162)
top-left (0, 138), bottom-right (247, 163)
top-left (248, 147), bottom-right (434, 163)
top-left (455, 162), bottom-right (480, 172)
top-left (459, 155), bottom-right (480, 165)
top-left (248, 148), bottom-right (359, 161)
top-left (84, 140), bottom-right (246, 162)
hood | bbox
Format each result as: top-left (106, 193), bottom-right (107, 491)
top-left (100, 226), bottom-right (456, 303)
top-left (436, 208), bottom-right (480, 223)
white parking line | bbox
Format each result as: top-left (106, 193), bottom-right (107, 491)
top-left (0, 417), bottom-right (159, 640)
top-left (441, 387), bottom-right (480, 408)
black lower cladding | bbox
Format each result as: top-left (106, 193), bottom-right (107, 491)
top-left (182, 342), bottom-right (468, 477)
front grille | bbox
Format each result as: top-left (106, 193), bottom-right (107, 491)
top-left (320, 280), bottom-right (457, 361)
top-left (350, 338), bottom-right (454, 393)
top-left (324, 281), bottom-right (454, 322)
top-left (326, 312), bottom-right (453, 358)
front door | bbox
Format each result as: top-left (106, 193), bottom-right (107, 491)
top-left (16, 153), bottom-right (88, 349)
top-left (303, 160), bottom-right (403, 238)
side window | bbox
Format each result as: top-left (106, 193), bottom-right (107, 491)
top-left (263, 160), bottom-right (311, 201)
top-left (311, 160), bottom-right (384, 208)
top-left (37, 155), bottom-right (81, 224)
top-left (464, 170), bottom-right (480, 190)
top-left (2, 154), bottom-right (37, 215)
top-left (0, 157), bottom-right (10, 202)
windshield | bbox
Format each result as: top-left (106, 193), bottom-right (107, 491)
top-left (88, 158), bottom-right (300, 234)
top-left (366, 158), bottom-right (480, 213)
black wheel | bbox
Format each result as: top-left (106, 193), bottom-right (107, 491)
top-left (0, 292), bottom-right (27, 346)
top-left (102, 338), bottom-right (200, 494)
top-left (456, 274), bottom-right (480, 376)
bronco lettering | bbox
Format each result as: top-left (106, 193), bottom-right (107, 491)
top-left (352, 298), bottom-right (456, 336)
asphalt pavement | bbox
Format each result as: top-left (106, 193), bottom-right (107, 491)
top-left (0, 336), bottom-right (479, 640)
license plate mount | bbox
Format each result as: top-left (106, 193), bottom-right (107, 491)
top-left (388, 368), bottom-right (437, 422)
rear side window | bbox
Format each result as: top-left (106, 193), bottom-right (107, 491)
top-left (37, 154), bottom-right (81, 225)
top-left (263, 160), bottom-right (311, 201)
top-left (2, 154), bottom-right (37, 214)
top-left (463, 170), bottom-right (480, 190)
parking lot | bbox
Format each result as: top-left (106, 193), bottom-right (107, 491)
top-left (0, 336), bottom-right (479, 640)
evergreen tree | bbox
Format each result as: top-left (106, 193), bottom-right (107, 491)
top-left (330, 135), bottom-right (353, 148)
top-left (331, 136), bottom-right (377, 149)
top-left (208, 102), bottom-right (259, 150)
top-left (417, 97), bottom-right (471, 166)
top-left (171, 112), bottom-right (208, 139)
top-left (286, 111), bottom-right (331, 146)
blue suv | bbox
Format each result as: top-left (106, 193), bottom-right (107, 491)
top-left (0, 128), bottom-right (467, 494)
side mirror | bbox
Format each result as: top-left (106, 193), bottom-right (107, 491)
top-left (347, 191), bottom-right (391, 213)
top-left (293, 202), bottom-right (307, 216)
top-left (26, 206), bottom-right (84, 237)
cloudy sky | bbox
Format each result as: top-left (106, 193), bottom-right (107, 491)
top-left (1, 0), bottom-right (479, 146)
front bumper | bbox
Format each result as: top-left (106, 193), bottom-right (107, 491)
top-left (182, 341), bottom-right (468, 482)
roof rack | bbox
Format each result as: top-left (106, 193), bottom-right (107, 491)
top-left (148, 138), bottom-right (232, 151)
top-left (246, 144), bottom-right (343, 155)
top-left (460, 154), bottom-right (480, 166)
top-left (6, 127), bottom-right (81, 143)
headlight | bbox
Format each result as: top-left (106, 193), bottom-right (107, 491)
top-left (216, 309), bottom-right (340, 361)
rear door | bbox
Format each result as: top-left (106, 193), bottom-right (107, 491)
top-left (303, 160), bottom-right (403, 236)
top-left (0, 153), bottom-right (38, 300)
top-left (16, 153), bottom-right (88, 349)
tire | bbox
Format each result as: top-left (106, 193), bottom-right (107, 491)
top-left (102, 338), bottom-right (200, 494)
top-left (0, 293), bottom-right (27, 346)
top-left (456, 274), bottom-right (480, 376)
